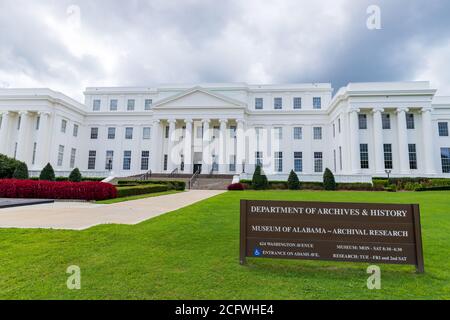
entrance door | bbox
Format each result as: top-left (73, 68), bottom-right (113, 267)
top-left (193, 164), bottom-right (202, 174)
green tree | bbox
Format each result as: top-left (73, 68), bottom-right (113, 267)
top-left (323, 168), bottom-right (337, 191)
top-left (69, 168), bottom-right (82, 182)
top-left (252, 165), bottom-right (269, 190)
top-left (287, 170), bottom-right (301, 190)
top-left (12, 162), bottom-right (29, 180)
top-left (0, 153), bottom-right (24, 178)
top-left (39, 163), bottom-right (56, 181)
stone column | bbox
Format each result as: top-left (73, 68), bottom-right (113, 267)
top-left (167, 119), bottom-right (176, 172)
top-left (396, 107), bottom-right (410, 174)
top-left (16, 111), bottom-right (32, 162)
top-left (202, 119), bottom-right (211, 174)
top-left (372, 108), bottom-right (385, 174)
top-left (184, 119), bottom-right (193, 174)
top-left (348, 109), bottom-right (360, 174)
top-left (35, 112), bottom-right (51, 168)
top-left (421, 107), bottom-right (436, 175)
top-left (218, 119), bottom-right (228, 174)
top-left (0, 111), bottom-right (11, 155)
top-left (236, 119), bottom-right (245, 174)
top-left (151, 119), bottom-right (161, 173)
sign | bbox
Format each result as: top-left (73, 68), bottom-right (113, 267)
top-left (240, 200), bottom-right (424, 273)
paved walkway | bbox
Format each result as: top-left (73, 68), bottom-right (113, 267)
top-left (0, 190), bottom-right (225, 230)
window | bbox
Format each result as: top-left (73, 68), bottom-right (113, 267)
top-left (57, 145), bottom-right (64, 166)
top-left (229, 155), bottom-right (236, 172)
top-left (274, 152), bottom-right (283, 172)
top-left (384, 144), bottom-right (393, 169)
top-left (339, 146), bottom-right (343, 171)
top-left (0, 115), bottom-right (2, 129)
top-left (144, 99), bottom-right (153, 110)
top-left (32, 142), bottom-right (37, 165)
top-left (141, 151), bottom-right (150, 170)
top-left (358, 114), bottom-right (368, 130)
top-left (274, 97), bottom-right (282, 110)
top-left (165, 126), bottom-right (169, 139)
top-left (61, 119), bottom-right (67, 133)
top-left (294, 152), bottom-right (303, 172)
top-left (293, 127), bottom-right (302, 140)
top-left (255, 152), bottom-right (263, 167)
top-left (408, 144), bottom-right (417, 170)
top-left (125, 127), bottom-right (133, 140)
top-left (293, 97), bottom-right (302, 109)
top-left (338, 118), bottom-right (341, 133)
top-left (17, 116), bottom-right (21, 130)
top-left (382, 113), bottom-right (391, 129)
top-left (123, 151), bottom-right (132, 170)
top-left (105, 150), bottom-right (114, 170)
top-left (313, 97), bottom-right (321, 109)
top-left (441, 148), bottom-right (450, 173)
top-left (333, 149), bottom-right (337, 172)
top-left (213, 126), bottom-right (220, 139)
top-left (438, 122), bottom-right (449, 137)
top-left (110, 99), bottom-right (118, 111)
top-left (108, 127), bottom-right (116, 139)
top-left (230, 125), bottom-right (237, 139)
top-left (196, 126), bottom-right (203, 139)
top-left (406, 113), bottom-right (415, 129)
top-left (313, 127), bottom-right (322, 140)
top-left (333, 123), bottom-right (335, 138)
top-left (90, 127), bottom-right (98, 139)
top-left (70, 148), bottom-right (76, 169)
top-left (36, 116), bottom-right (40, 130)
top-left (127, 99), bottom-right (135, 111)
top-left (274, 127), bottom-right (283, 139)
top-left (255, 98), bottom-right (263, 110)
top-left (143, 127), bottom-right (151, 140)
top-left (360, 144), bottom-right (369, 169)
top-left (163, 154), bottom-right (168, 171)
top-left (314, 152), bottom-right (323, 173)
top-left (88, 151), bottom-right (96, 170)
top-left (73, 124), bottom-right (79, 137)
top-left (93, 99), bottom-right (101, 111)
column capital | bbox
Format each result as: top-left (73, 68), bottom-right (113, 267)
top-left (0, 111), bottom-right (10, 116)
top-left (219, 119), bottom-right (228, 125)
top-left (152, 119), bottom-right (161, 124)
top-left (396, 107), bottom-right (409, 114)
top-left (236, 118), bottom-right (245, 124)
top-left (184, 118), bottom-right (193, 124)
top-left (37, 111), bottom-right (51, 116)
top-left (168, 119), bottom-right (177, 125)
top-left (348, 108), bottom-right (360, 114)
top-left (371, 107), bottom-right (385, 114)
top-left (202, 119), bottom-right (211, 125)
top-left (421, 107), bottom-right (433, 114)
top-left (17, 110), bottom-right (29, 116)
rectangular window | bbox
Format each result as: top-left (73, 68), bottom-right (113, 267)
top-left (88, 151), bottom-right (96, 170)
top-left (274, 152), bottom-right (283, 172)
top-left (0, 115), bottom-right (2, 129)
top-left (144, 99), bottom-right (153, 110)
top-left (57, 145), bottom-right (64, 166)
top-left (313, 97), bottom-right (321, 109)
top-left (108, 127), bottom-right (116, 139)
top-left (110, 99), bottom-right (118, 111)
top-left (293, 127), bottom-right (302, 140)
top-left (313, 127), bottom-right (322, 140)
top-left (143, 127), bottom-right (151, 140)
top-left (358, 114), bottom-right (368, 130)
top-left (90, 127), bottom-right (98, 139)
top-left (360, 144), bottom-right (369, 169)
top-left (274, 127), bottom-right (283, 139)
top-left (384, 144), bottom-right (393, 169)
top-left (127, 99), bottom-right (135, 111)
top-left (61, 119), bottom-right (67, 133)
top-left (123, 151), bottom-right (132, 170)
top-left (125, 127), bottom-right (133, 139)
top-left (274, 97), bottom-right (282, 110)
top-left (406, 113), bottom-right (415, 129)
top-left (333, 149), bottom-right (337, 172)
top-left (163, 154), bottom-right (168, 171)
top-left (165, 126), bottom-right (169, 139)
top-left (438, 122), bottom-right (449, 137)
top-left (294, 152), bottom-right (303, 172)
top-left (17, 116), bottom-right (21, 130)
top-left (441, 148), bottom-right (450, 173)
top-left (338, 118), bottom-right (341, 133)
top-left (105, 150), bottom-right (114, 170)
top-left (255, 152), bottom-right (263, 167)
top-left (382, 113), bottom-right (391, 129)
top-left (73, 124), bottom-right (79, 137)
top-left (141, 151), bottom-right (150, 170)
top-left (36, 116), bottom-right (40, 130)
top-left (196, 126), bottom-right (203, 139)
top-left (408, 144), bottom-right (418, 170)
top-left (70, 148), bottom-right (76, 169)
top-left (229, 155), bottom-right (236, 172)
top-left (213, 126), bottom-right (220, 139)
top-left (14, 142), bottom-right (18, 158)
top-left (339, 146), bottom-right (343, 171)
top-left (333, 123), bottom-right (335, 138)
top-left (230, 125), bottom-right (237, 139)
top-left (293, 97), bottom-right (302, 109)
top-left (32, 142), bottom-right (37, 165)
top-left (93, 99), bottom-right (101, 111)
top-left (314, 152), bottom-right (323, 173)
top-left (255, 98), bottom-right (263, 110)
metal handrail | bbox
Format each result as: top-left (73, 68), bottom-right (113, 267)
top-left (169, 168), bottom-right (179, 178)
top-left (209, 163), bottom-right (217, 178)
top-left (139, 170), bottom-right (152, 181)
top-left (189, 168), bottom-right (201, 189)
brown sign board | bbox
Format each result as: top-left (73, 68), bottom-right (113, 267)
top-left (240, 200), bottom-right (424, 273)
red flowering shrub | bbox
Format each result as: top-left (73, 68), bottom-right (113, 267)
top-left (227, 183), bottom-right (245, 191)
top-left (0, 179), bottom-right (117, 201)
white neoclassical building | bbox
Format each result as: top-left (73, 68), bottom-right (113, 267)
top-left (0, 81), bottom-right (450, 182)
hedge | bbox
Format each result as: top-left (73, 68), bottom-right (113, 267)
top-left (227, 183), bottom-right (245, 191)
top-left (0, 179), bottom-right (117, 201)
top-left (29, 177), bottom-right (106, 182)
top-left (415, 186), bottom-right (450, 192)
top-left (116, 184), bottom-right (169, 198)
top-left (117, 180), bottom-right (186, 191)
top-left (240, 180), bottom-right (374, 191)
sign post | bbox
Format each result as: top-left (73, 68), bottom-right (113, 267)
top-left (240, 200), bottom-right (425, 273)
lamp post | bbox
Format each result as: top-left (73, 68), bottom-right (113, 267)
top-left (385, 169), bottom-right (392, 184)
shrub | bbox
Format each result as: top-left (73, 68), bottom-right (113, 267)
top-left (0, 179), bottom-right (117, 200)
top-left (39, 163), bottom-right (55, 181)
top-left (116, 184), bottom-right (169, 198)
top-left (323, 168), bottom-right (336, 191)
top-left (0, 153), bottom-right (25, 179)
top-left (69, 168), bottom-right (82, 182)
top-left (252, 165), bottom-right (269, 190)
top-left (337, 183), bottom-right (373, 191)
top-left (117, 180), bottom-right (186, 191)
top-left (12, 162), bottom-right (29, 180)
top-left (287, 170), bottom-right (301, 190)
top-left (416, 186), bottom-right (450, 192)
top-left (227, 183), bottom-right (245, 191)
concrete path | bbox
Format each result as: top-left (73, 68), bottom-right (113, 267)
top-left (0, 190), bottom-right (225, 231)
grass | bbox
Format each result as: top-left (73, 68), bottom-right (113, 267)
top-left (95, 190), bottom-right (182, 204)
top-left (0, 190), bottom-right (449, 300)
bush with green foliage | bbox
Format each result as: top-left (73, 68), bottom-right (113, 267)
top-left (12, 162), bottom-right (29, 180)
top-left (117, 180), bottom-right (186, 191)
top-left (68, 168), bottom-right (82, 182)
top-left (287, 170), bottom-right (301, 190)
top-left (323, 168), bottom-right (337, 191)
top-left (251, 165), bottom-right (269, 190)
top-left (116, 184), bottom-right (169, 198)
top-left (39, 163), bottom-right (56, 181)
top-left (0, 154), bottom-right (26, 179)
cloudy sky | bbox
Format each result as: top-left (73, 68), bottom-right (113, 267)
top-left (1, 0), bottom-right (449, 101)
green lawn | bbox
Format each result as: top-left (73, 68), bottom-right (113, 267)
top-left (95, 190), bottom-right (182, 204)
top-left (0, 191), bottom-right (449, 300)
